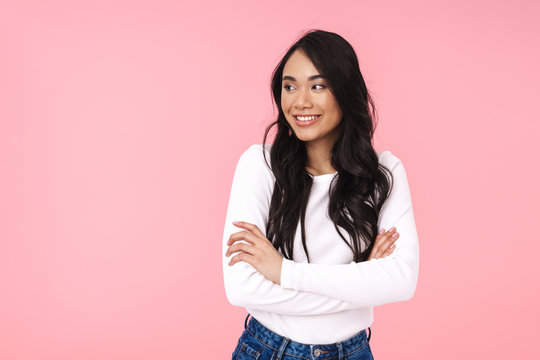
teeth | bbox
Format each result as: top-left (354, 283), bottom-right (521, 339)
top-left (296, 115), bottom-right (319, 121)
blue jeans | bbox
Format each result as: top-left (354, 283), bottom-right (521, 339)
top-left (231, 313), bottom-right (374, 360)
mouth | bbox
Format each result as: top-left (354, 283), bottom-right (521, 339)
top-left (293, 114), bottom-right (321, 127)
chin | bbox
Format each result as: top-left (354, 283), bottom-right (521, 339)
top-left (294, 133), bottom-right (318, 142)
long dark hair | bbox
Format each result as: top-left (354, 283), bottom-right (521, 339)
top-left (261, 29), bottom-right (394, 263)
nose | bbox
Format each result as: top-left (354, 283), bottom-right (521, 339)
top-left (294, 88), bottom-right (313, 109)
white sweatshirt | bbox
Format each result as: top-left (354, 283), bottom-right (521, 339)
top-left (222, 144), bottom-right (419, 344)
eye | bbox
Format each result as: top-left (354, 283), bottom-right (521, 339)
top-left (283, 84), bottom-right (295, 91)
top-left (313, 84), bottom-right (326, 90)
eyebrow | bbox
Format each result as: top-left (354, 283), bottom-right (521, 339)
top-left (282, 75), bottom-right (326, 81)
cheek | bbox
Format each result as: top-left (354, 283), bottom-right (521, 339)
top-left (281, 103), bottom-right (294, 120)
top-left (325, 97), bottom-right (341, 116)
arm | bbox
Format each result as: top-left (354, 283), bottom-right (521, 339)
top-left (280, 153), bottom-right (420, 307)
top-left (222, 145), bottom-right (362, 315)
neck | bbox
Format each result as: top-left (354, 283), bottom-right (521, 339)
top-left (304, 139), bottom-right (337, 175)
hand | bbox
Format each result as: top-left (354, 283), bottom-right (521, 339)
top-left (368, 227), bottom-right (399, 260)
top-left (226, 221), bottom-right (284, 285)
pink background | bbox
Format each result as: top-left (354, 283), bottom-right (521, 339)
top-left (1, 0), bottom-right (539, 359)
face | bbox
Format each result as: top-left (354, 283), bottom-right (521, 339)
top-left (281, 49), bottom-right (343, 146)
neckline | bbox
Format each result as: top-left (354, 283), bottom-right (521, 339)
top-left (306, 151), bottom-right (387, 183)
top-left (309, 171), bottom-right (338, 183)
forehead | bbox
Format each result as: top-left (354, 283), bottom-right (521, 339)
top-left (282, 50), bottom-right (319, 79)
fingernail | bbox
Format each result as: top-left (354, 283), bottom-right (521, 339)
top-left (232, 221), bottom-right (240, 225)
top-left (392, 232), bottom-right (399, 237)
top-left (378, 228), bottom-right (385, 234)
top-left (389, 227), bottom-right (396, 232)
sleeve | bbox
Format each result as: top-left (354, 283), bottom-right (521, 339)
top-left (222, 144), bottom-right (364, 315)
top-left (280, 153), bottom-right (420, 307)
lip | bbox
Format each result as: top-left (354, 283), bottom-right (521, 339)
top-left (293, 114), bottom-right (321, 127)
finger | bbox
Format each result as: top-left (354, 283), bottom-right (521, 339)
top-left (370, 245), bottom-right (381, 260)
top-left (382, 243), bottom-right (396, 257)
top-left (379, 232), bottom-right (399, 256)
top-left (387, 232), bottom-right (399, 250)
top-left (382, 232), bottom-right (399, 255)
top-left (371, 231), bottom-right (391, 258)
top-left (226, 242), bottom-right (256, 257)
top-left (229, 252), bottom-right (253, 266)
top-left (232, 221), bottom-right (266, 239)
top-left (372, 230), bottom-right (398, 259)
top-left (227, 230), bottom-right (258, 246)
top-left (371, 246), bottom-right (383, 260)
top-left (377, 229), bottom-right (398, 249)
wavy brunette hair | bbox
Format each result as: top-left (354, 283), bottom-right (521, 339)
top-left (261, 29), bottom-right (394, 263)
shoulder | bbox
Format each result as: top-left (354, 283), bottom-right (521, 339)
top-left (236, 143), bottom-right (275, 180)
top-left (241, 143), bottom-right (272, 161)
top-left (239, 144), bottom-right (272, 169)
top-left (377, 150), bottom-right (404, 170)
top-left (377, 150), bottom-right (413, 198)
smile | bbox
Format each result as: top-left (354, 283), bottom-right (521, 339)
top-left (293, 114), bottom-right (321, 127)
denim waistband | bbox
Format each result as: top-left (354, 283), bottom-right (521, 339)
top-left (244, 313), bottom-right (372, 359)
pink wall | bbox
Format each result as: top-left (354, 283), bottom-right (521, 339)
top-left (1, 1), bottom-right (539, 359)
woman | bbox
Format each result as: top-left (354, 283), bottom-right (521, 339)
top-left (222, 29), bottom-right (419, 360)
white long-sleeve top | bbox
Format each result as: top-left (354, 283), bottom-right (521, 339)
top-left (222, 144), bottom-right (419, 344)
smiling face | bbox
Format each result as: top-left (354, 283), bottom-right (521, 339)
top-left (281, 49), bottom-right (343, 146)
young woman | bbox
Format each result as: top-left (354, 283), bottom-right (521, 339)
top-left (222, 29), bottom-right (419, 360)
